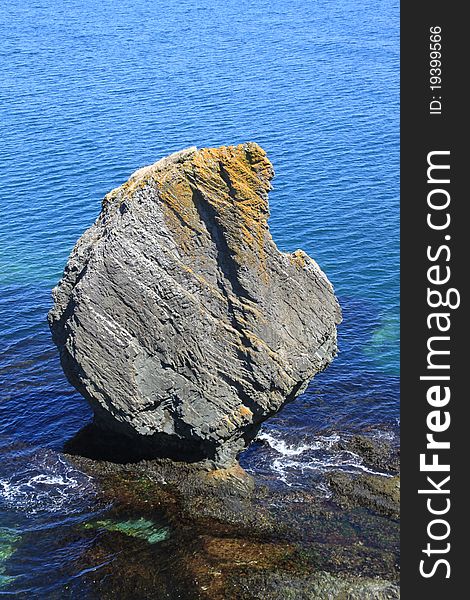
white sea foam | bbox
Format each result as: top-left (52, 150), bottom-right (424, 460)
top-left (253, 428), bottom-right (393, 490)
top-left (257, 430), bottom-right (340, 456)
top-left (257, 431), bottom-right (312, 456)
top-left (0, 452), bottom-right (96, 515)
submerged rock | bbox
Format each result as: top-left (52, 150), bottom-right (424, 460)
top-left (83, 517), bottom-right (169, 544)
top-left (66, 451), bottom-right (399, 599)
top-left (49, 143), bottom-right (341, 465)
top-left (0, 528), bottom-right (20, 589)
top-left (338, 434), bottom-right (400, 475)
top-left (327, 472), bottom-right (400, 519)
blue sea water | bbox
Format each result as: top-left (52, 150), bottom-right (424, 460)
top-left (0, 0), bottom-right (399, 595)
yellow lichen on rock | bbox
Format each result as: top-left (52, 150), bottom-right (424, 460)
top-left (178, 143), bottom-right (274, 276)
top-left (290, 249), bottom-right (309, 269)
top-left (156, 170), bottom-right (204, 255)
top-left (105, 143), bottom-right (274, 278)
top-left (193, 144), bottom-right (273, 273)
top-left (238, 405), bottom-right (253, 419)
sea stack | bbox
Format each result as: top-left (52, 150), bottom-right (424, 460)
top-left (48, 143), bottom-right (341, 466)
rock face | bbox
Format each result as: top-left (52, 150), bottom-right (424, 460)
top-left (49, 143), bottom-right (341, 466)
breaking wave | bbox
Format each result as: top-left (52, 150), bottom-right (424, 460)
top-left (244, 428), bottom-right (393, 493)
top-left (0, 450), bottom-right (96, 515)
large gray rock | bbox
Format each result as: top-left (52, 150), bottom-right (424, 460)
top-left (49, 143), bottom-right (341, 466)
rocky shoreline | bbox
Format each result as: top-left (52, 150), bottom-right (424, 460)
top-left (65, 432), bottom-right (399, 599)
top-left (47, 144), bottom-right (397, 597)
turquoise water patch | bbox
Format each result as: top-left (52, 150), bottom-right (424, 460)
top-left (83, 517), bottom-right (170, 544)
top-left (364, 312), bottom-right (400, 374)
top-left (0, 528), bottom-right (20, 588)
